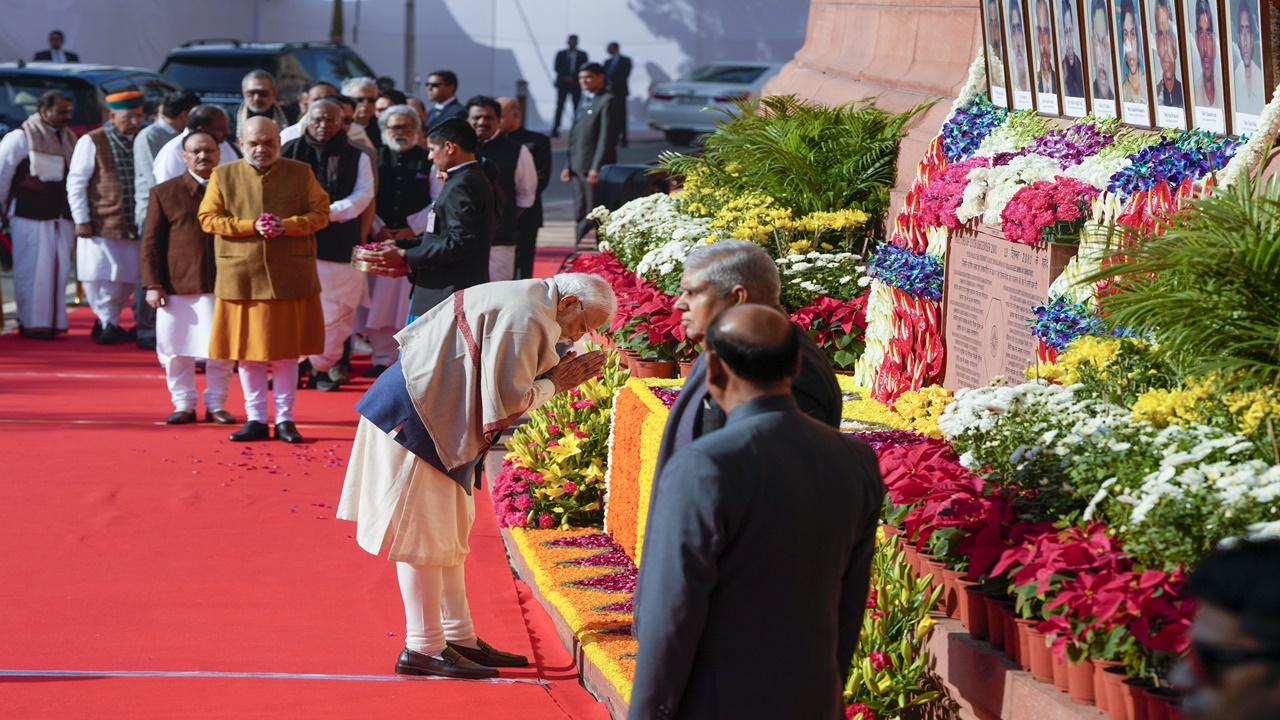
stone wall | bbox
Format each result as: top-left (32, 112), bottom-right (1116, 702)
top-left (762, 0), bottom-right (983, 227)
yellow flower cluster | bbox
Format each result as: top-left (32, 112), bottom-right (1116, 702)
top-left (1054, 336), bottom-right (1122, 384)
top-left (707, 192), bottom-right (795, 243)
top-left (1227, 388), bottom-right (1280, 437)
top-left (891, 385), bottom-right (955, 438)
top-left (1132, 373), bottom-right (1280, 437)
top-left (1130, 385), bottom-right (1209, 427)
top-left (1024, 360), bottom-right (1066, 382)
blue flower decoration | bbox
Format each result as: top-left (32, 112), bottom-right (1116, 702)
top-left (942, 95), bottom-right (1007, 163)
top-left (867, 245), bottom-right (945, 301)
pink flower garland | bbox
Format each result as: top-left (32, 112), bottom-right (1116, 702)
top-left (999, 177), bottom-right (1100, 245)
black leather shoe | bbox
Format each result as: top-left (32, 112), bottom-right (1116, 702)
top-left (395, 647), bottom-right (499, 679)
top-left (274, 421), bottom-right (304, 443)
top-left (97, 323), bottom-right (129, 345)
top-left (229, 421), bottom-right (269, 442)
top-left (206, 409), bottom-right (238, 425)
top-left (90, 320), bottom-right (103, 340)
top-left (166, 409), bottom-right (197, 425)
top-left (362, 364), bottom-right (389, 379)
top-left (447, 638), bottom-right (529, 667)
top-left (136, 337), bottom-right (157, 350)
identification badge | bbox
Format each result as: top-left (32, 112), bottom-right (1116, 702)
top-left (425, 211), bottom-right (437, 234)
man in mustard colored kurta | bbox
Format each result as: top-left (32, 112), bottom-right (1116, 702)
top-left (198, 116), bottom-right (329, 444)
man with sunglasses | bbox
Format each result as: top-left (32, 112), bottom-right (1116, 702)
top-left (342, 77), bottom-right (383, 149)
top-left (1175, 538), bottom-right (1280, 720)
top-left (425, 71), bottom-right (465, 129)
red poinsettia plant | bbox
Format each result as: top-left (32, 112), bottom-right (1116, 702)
top-left (789, 293), bottom-right (869, 369)
top-left (1000, 176), bottom-right (1101, 245)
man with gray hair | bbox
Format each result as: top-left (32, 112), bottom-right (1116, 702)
top-left (341, 76), bottom-right (382, 149)
top-left (236, 70), bottom-right (291, 138)
top-left (653, 239), bottom-right (842, 477)
top-left (338, 274), bottom-right (615, 678)
top-left (281, 98), bottom-right (376, 392)
top-left (358, 104), bottom-right (431, 377)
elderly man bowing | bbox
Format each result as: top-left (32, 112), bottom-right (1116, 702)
top-left (338, 273), bottom-right (616, 679)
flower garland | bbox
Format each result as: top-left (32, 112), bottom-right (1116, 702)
top-left (1220, 82), bottom-right (1280, 186)
top-left (864, 245), bottom-right (945, 301)
top-left (941, 96), bottom-right (1007, 162)
top-left (999, 176), bottom-right (1100, 245)
top-left (1107, 132), bottom-right (1241, 198)
top-left (600, 377), bottom-right (680, 563)
top-left (947, 51), bottom-right (988, 120)
top-left (1028, 294), bottom-right (1109, 351)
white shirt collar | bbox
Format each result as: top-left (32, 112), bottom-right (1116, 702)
top-left (188, 170), bottom-right (209, 186)
top-left (433, 97), bottom-right (457, 111)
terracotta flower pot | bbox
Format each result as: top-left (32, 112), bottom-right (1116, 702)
top-left (1122, 678), bottom-right (1151, 720)
top-left (941, 569), bottom-right (964, 619)
top-left (958, 582), bottom-right (988, 639)
top-left (1051, 648), bottom-right (1069, 692)
top-left (1102, 666), bottom-right (1132, 720)
top-left (1093, 659), bottom-right (1123, 713)
top-left (1067, 657), bottom-right (1096, 705)
top-left (901, 543), bottom-right (920, 575)
top-left (1023, 622), bottom-right (1055, 681)
top-left (621, 350), bottom-right (640, 373)
top-left (1014, 618), bottom-right (1040, 674)
top-left (633, 359), bottom-right (676, 379)
top-left (1144, 687), bottom-right (1180, 720)
top-left (881, 524), bottom-right (901, 539)
top-left (678, 360), bottom-right (695, 377)
top-left (983, 596), bottom-right (1007, 650)
top-left (1003, 606), bottom-right (1020, 664)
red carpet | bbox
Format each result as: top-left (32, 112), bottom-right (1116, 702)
top-left (0, 308), bottom-right (610, 719)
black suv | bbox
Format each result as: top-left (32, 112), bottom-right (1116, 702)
top-left (159, 40), bottom-right (378, 113)
top-left (0, 62), bottom-right (181, 139)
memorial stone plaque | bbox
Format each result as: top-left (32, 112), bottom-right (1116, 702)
top-left (942, 229), bottom-right (1077, 388)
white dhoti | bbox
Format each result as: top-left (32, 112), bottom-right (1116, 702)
top-left (309, 259), bottom-right (368, 372)
top-left (77, 235), bottom-right (139, 326)
top-left (360, 273), bottom-right (412, 366)
top-left (157, 293), bottom-right (234, 412)
top-left (337, 417), bottom-right (477, 566)
top-left (10, 216), bottom-right (74, 333)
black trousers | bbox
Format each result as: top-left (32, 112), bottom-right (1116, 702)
top-left (553, 82), bottom-right (582, 133)
top-left (514, 216), bottom-right (540, 280)
top-left (570, 173), bottom-right (598, 241)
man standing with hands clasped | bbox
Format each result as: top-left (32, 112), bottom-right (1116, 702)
top-left (630, 304), bottom-right (884, 719)
top-left (561, 63), bottom-right (619, 242)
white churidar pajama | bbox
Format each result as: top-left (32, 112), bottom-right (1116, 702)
top-left (157, 293), bottom-right (234, 412)
top-left (308, 153), bottom-right (375, 372)
top-left (238, 360), bottom-right (300, 424)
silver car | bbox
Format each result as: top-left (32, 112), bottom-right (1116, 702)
top-left (647, 62), bottom-right (783, 145)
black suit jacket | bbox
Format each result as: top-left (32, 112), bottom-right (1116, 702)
top-left (567, 92), bottom-right (620, 175)
top-left (652, 324), bottom-right (842, 479)
top-left (604, 54), bottom-right (632, 97)
top-left (426, 99), bottom-right (466, 130)
top-left (34, 49), bottom-right (79, 62)
top-left (554, 48), bottom-right (588, 87)
top-left (631, 395), bottom-right (884, 720)
top-left (397, 162), bottom-right (494, 317)
top-left (509, 127), bottom-right (551, 228)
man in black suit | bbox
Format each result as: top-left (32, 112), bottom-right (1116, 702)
top-left (425, 71), bottom-right (466, 129)
top-left (551, 35), bottom-right (587, 138)
top-left (630, 303), bottom-right (884, 720)
top-left (652, 240), bottom-right (843, 479)
top-left (33, 30), bottom-right (78, 62)
top-left (467, 96), bottom-right (537, 282)
top-left (498, 97), bottom-right (551, 280)
top-left (603, 42), bottom-right (632, 147)
top-left (371, 118), bottom-right (493, 322)
top-left (560, 63), bottom-right (618, 241)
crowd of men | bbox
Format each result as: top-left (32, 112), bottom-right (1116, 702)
top-left (0, 43), bottom-right (631, 438)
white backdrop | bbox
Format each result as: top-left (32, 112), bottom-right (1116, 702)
top-left (0, 0), bottom-right (808, 131)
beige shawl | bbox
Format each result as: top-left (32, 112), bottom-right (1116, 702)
top-left (397, 279), bottom-right (563, 471)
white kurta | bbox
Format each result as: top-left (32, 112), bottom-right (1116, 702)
top-left (66, 134), bottom-right (141, 282)
top-left (337, 417), bottom-right (477, 566)
top-left (0, 128), bottom-right (75, 332)
top-left (157, 293), bottom-right (217, 357)
top-left (363, 274), bottom-right (413, 330)
top-left (152, 129), bottom-right (238, 184)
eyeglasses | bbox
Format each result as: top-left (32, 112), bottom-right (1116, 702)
top-left (1188, 641), bottom-right (1280, 686)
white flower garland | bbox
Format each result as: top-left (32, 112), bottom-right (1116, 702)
top-left (948, 51), bottom-right (988, 120)
top-left (1220, 81), bottom-right (1280, 187)
top-left (852, 279), bottom-right (895, 386)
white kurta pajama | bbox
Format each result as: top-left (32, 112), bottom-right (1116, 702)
top-left (337, 279), bottom-right (565, 656)
top-left (361, 205), bottom-right (430, 365)
top-left (157, 293), bottom-right (233, 412)
top-left (0, 128), bottom-right (76, 334)
top-left (309, 152), bottom-right (376, 373)
top-left (67, 134), bottom-right (140, 327)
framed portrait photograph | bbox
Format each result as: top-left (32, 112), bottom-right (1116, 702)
top-left (1056, 0), bottom-right (1090, 116)
top-left (1149, 0), bottom-right (1189, 129)
top-left (1185, 0), bottom-right (1228, 133)
top-left (1086, 0), bottom-right (1120, 116)
top-left (1226, 0), bottom-right (1272, 133)
top-left (1031, 0), bottom-right (1063, 113)
top-left (983, 0), bottom-right (1012, 107)
top-left (1116, 0), bottom-right (1154, 125)
top-left (1007, 0), bottom-right (1037, 109)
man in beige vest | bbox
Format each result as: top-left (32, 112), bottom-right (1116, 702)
top-left (66, 90), bottom-right (145, 344)
top-left (198, 117), bottom-right (329, 444)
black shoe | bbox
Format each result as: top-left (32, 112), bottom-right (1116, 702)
top-left (395, 647), bottom-right (499, 679)
top-left (125, 326), bottom-right (138, 341)
top-left (305, 373), bottom-right (338, 392)
top-left (446, 638), bottom-right (529, 667)
top-left (90, 320), bottom-right (103, 340)
top-left (166, 409), bottom-right (197, 424)
top-left (229, 421), bottom-right (270, 442)
top-left (274, 421), bottom-right (304, 443)
top-left (206, 409), bottom-right (238, 425)
top-left (19, 327), bottom-right (56, 340)
top-left (136, 336), bottom-right (157, 350)
top-left (97, 323), bottom-right (129, 345)
top-left (362, 364), bottom-right (389, 379)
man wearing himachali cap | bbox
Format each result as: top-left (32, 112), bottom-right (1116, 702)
top-left (66, 91), bottom-right (146, 344)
